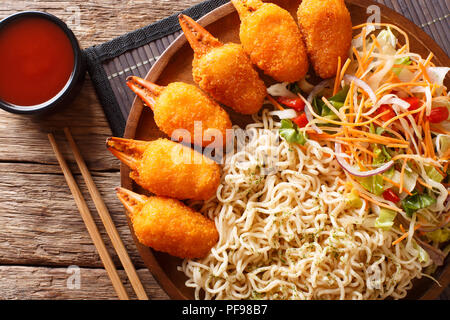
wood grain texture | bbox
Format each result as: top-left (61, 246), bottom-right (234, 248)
top-left (0, 266), bottom-right (168, 300)
top-left (0, 0), bottom-right (203, 300)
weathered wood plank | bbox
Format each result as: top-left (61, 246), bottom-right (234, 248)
top-left (0, 162), bottom-right (145, 268)
top-left (0, 0), bottom-right (204, 48)
top-left (0, 79), bottom-right (118, 171)
top-left (0, 265), bottom-right (168, 300)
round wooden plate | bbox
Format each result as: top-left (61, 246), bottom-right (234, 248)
top-left (121, 0), bottom-right (450, 300)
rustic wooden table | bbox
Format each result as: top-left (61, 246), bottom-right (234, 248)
top-left (0, 0), bottom-right (205, 300)
top-left (0, 0), bottom-right (448, 300)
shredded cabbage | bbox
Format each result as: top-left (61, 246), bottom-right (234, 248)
top-left (377, 27), bottom-right (397, 54)
top-left (267, 82), bottom-right (297, 98)
top-left (435, 134), bottom-right (450, 157)
top-left (346, 188), bottom-right (363, 208)
top-left (375, 208), bottom-right (397, 230)
top-left (425, 228), bottom-right (450, 243)
top-left (425, 165), bottom-right (444, 183)
top-left (412, 240), bottom-right (430, 263)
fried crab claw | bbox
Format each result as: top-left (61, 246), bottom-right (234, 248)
top-left (231, 0), bottom-right (263, 18)
top-left (126, 76), bottom-right (164, 111)
top-left (115, 186), bottom-right (219, 259)
top-left (178, 14), bottom-right (222, 57)
top-left (107, 137), bottom-right (221, 200)
top-left (115, 187), bottom-right (146, 219)
top-left (106, 137), bottom-right (147, 171)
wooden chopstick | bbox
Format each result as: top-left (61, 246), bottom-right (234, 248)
top-left (48, 133), bottom-right (130, 300)
top-left (63, 128), bottom-right (149, 300)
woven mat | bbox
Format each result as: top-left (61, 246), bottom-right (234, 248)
top-left (84, 0), bottom-right (449, 299)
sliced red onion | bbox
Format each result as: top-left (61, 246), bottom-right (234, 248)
top-left (303, 79), bottom-right (333, 134)
top-left (418, 215), bottom-right (450, 233)
top-left (269, 109), bottom-right (298, 119)
top-left (390, 98), bottom-right (411, 110)
top-left (343, 75), bottom-right (377, 105)
top-left (335, 142), bottom-right (394, 177)
top-left (307, 79), bottom-right (333, 104)
top-left (300, 95), bottom-right (323, 134)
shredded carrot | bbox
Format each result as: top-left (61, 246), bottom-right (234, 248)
top-left (391, 154), bottom-right (441, 167)
top-left (381, 176), bottom-right (413, 196)
top-left (301, 97), bottom-right (392, 127)
top-left (362, 28), bottom-right (367, 58)
top-left (359, 192), bottom-right (403, 213)
top-left (399, 158), bottom-right (407, 194)
top-left (339, 58), bottom-right (351, 83)
top-left (417, 177), bottom-right (433, 189)
top-left (376, 82), bottom-right (428, 96)
top-left (400, 224), bottom-right (405, 233)
top-left (333, 56), bottom-right (342, 96)
top-left (266, 95), bottom-right (284, 111)
top-left (370, 34), bottom-right (382, 52)
top-left (348, 128), bottom-right (408, 144)
top-left (360, 116), bottom-right (408, 141)
top-left (352, 22), bottom-right (410, 52)
top-left (354, 95), bottom-right (364, 124)
top-left (382, 103), bottom-right (426, 128)
top-left (335, 137), bottom-right (407, 147)
top-left (418, 103), bottom-right (426, 128)
top-left (386, 144), bottom-right (409, 149)
top-left (424, 121), bottom-right (436, 159)
top-left (430, 124), bottom-right (450, 135)
top-left (419, 63), bottom-right (431, 83)
top-left (363, 41), bottom-right (376, 65)
top-left (352, 46), bottom-right (364, 76)
top-left (396, 44), bottom-right (408, 55)
top-left (392, 224), bottom-right (421, 246)
top-left (423, 52), bottom-right (434, 67)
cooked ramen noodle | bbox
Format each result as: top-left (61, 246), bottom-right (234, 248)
top-left (179, 109), bottom-right (430, 300)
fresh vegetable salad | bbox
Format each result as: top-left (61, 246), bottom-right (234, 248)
top-left (268, 23), bottom-right (449, 268)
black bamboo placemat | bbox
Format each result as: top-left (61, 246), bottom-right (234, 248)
top-left (83, 0), bottom-right (449, 300)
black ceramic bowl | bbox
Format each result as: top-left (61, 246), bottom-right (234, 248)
top-left (0, 11), bottom-right (86, 115)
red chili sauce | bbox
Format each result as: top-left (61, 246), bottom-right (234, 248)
top-left (0, 17), bottom-right (74, 106)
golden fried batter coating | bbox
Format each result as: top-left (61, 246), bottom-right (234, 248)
top-left (232, 0), bottom-right (309, 82)
top-left (117, 188), bottom-right (218, 259)
top-left (193, 43), bottom-right (267, 115)
top-left (297, 0), bottom-right (352, 79)
top-left (155, 82), bottom-right (232, 146)
top-left (107, 137), bottom-right (221, 200)
top-left (136, 139), bottom-right (220, 200)
top-left (179, 14), bottom-right (266, 115)
top-left (127, 76), bottom-right (232, 147)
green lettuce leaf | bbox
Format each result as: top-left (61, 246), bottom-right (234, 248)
top-left (279, 119), bottom-right (307, 145)
top-left (401, 193), bottom-right (436, 217)
top-left (375, 208), bottom-right (397, 230)
top-left (392, 57), bottom-right (412, 75)
top-left (312, 86), bottom-right (350, 120)
top-left (357, 174), bottom-right (385, 196)
top-left (346, 188), bottom-right (363, 208)
top-left (425, 166), bottom-right (444, 183)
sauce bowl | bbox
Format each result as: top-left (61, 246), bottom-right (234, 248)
top-left (0, 11), bottom-right (86, 115)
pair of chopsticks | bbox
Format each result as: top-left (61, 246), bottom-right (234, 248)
top-left (48, 128), bottom-right (148, 300)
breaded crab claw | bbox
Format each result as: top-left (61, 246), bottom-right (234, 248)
top-left (179, 14), bottom-right (266, 115)
top-left (107, 137), bottom-right (221, 201)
